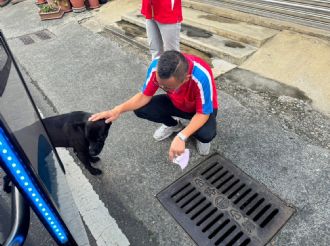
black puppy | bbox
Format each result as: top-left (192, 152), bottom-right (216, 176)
top-left (43, 111), bottom-right (111, 175)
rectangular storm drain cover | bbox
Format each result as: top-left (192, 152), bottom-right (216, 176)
top-left (157, 153), bottom-right (294, 246)
top-left (19, 35), bottom-right (35, 45)
top-left (34, 30), bottom-right (51, 40)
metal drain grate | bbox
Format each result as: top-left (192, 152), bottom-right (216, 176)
top-left (34, 30), bottom-right (51, 40)
top-left (157, 153), bottom-right (294, 246)
top-left (19, 35), bottom-right (35, 45)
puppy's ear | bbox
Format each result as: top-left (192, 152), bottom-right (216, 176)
top-left (105, 121), bottom-right (112, 129)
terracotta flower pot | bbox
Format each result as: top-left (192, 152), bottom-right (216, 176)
top-left (39, 7), bottom-right (64, 21)
top-left (56, 0), bottom-right (71, 12)
top-left (88, 0), bottom-right (99, 9)
top-left (35, 0), bottom-right (46, 5)
top-left (0, 0), bottom-right (10, 7)
top-left (70, 0), bottom-right (85, 12)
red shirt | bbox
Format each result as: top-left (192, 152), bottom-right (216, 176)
top-left (141, 54), bottom-right (218, 114)
top-left (141, 0), bottom-right (183, 24)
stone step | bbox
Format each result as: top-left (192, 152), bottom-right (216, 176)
top-left (105, 22), bottom-right (237, 78)
top-left (183, 7), bottom-right (278, 47)
top-left (219, 0), bottom-right (330, 23)
top-left (121, 11), bottom-right (257, 65)
top-left (291, 0), bottom-right (330, 8)
top-left (183, 0), bottom-right (330, 32)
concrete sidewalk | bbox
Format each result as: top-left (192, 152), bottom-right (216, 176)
top-left (241, 31), bottom-right (330, 117)
top-left (1, 1), bottom-right (330, 246)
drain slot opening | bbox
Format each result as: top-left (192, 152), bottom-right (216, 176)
top-left (202, 213), bottom-right (224, 232)
top-left (191, 203), bottom-right (212, 220)
top-left (185, 197), bottom-right (206, 214)
top-left (253, 204), bottom-right (271, 222)
top-left (208, 219), bottom-right (230, 239)
top-left (260, 209), bottom-right (279, 228)
top-left (222, 179), bottom-right (240, 194)
top-left (234, 188), bottom-right (252, 204)
top-left (180, 192), bottom-right (201, 209)
top-left (201, 162), bottom-right (219, 176)
top-left (227, 231), bottom-right (244, 246)
top-left (240, 193), bottom-right (259, 210)
top-left (215, 225), bottom-right (237, 245)
top-left (211, 170), bottom-right (229, 184)
top-left (240, 238), bottom-right (251, 246)
top-left (175, 187), bottom-right (196, 203)
top-left (206, 166), bottom-right (224, 180)
top-left (228, 184), bottom-right (246, 199)
top-left (171, 183), bottom-right (190, 198)
top-left (197, 208), bottom-right (217, 226)
top-left (215, 175), bottom-right (234, 189)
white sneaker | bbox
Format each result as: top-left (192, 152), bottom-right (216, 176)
top-left (153, 121), bottom-right (184, 141)
top-left (196, 140), bottom-right (211, 156)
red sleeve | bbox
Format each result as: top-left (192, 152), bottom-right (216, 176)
top-left (141, 71), bottom-right (158, 96)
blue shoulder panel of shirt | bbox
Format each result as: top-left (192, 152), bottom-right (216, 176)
top-left (141, 58), bottom-right (159, 92)
top-left (192, 63), bottom-right (213, 114)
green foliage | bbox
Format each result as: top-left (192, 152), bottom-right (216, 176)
top-left (40, 3), bottom-right (58, 13)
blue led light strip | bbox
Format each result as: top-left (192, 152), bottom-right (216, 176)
top-left (0, 127), bottom-right (68, 244)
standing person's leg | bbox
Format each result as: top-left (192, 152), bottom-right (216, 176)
top-left (146, 19), bottom-right (164, 60)
top-left (158, 22), bottom-right (181, 52)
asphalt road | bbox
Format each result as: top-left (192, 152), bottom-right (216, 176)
top-left (1, 2), bottom-right (329, 246)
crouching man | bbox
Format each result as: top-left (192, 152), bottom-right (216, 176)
top-left (89, 51), bottom-right (218, 160)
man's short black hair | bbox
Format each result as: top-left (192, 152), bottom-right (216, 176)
top-left (157, 51), bottom-right (189, 82)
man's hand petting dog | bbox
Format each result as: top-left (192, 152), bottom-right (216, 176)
top-left (43, 111), bottom-right (111, 176)
top-left (89, 107), bottom-right (121, 123)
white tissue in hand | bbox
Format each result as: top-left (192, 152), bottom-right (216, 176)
top-left (173, 149), bottom-right (190, 170)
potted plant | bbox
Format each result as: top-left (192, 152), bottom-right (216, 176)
top-left (39, 4), bottom-right (64, 21)
top-left (35, 0), bottom-right (46, 5)
top-left (88, 0), bottom-right (99, 9)
top-left (70, 0), bottom-right (85, 12)
top-left (53, 0), bottom-right (72, 12)
top-left (0, 0), bottom-right (10, 7)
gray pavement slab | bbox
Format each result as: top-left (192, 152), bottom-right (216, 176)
top-left (1, 5), bottom-right (329, 246)
top-left (0, 0), bottom-right (92, 39)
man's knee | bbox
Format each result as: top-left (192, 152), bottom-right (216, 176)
top-left (194, 127), bottom-right (217, 143)
top-left (134, 107), bottom-right (147, 119)
top-left (194, 113), bottom-right (217, 143)
top-left (134, 105), bottom-right (163, 120)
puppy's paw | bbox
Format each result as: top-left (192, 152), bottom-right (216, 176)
top-left (3, 183), bottom-right (12, 193)
top-left (89, 168), bottom-right (102, 176)
top-left (89, 156), bottom-right (101, 163)
top-left (3, 176), bottom-right (12, 193)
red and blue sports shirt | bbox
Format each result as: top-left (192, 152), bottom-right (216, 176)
top-left (141, 54), bottom-right (218, 115)
top-left (141, 0), bottom-right (183, 24)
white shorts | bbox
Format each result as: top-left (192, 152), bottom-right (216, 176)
top-left (146, 19), bottom-right (181, 60)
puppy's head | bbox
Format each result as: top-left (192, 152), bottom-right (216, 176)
top-left (85, 120), bottom-right (111, 156)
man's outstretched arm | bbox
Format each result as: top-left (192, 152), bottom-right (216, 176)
top-left (89, 92), bottom-right (152, 123)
